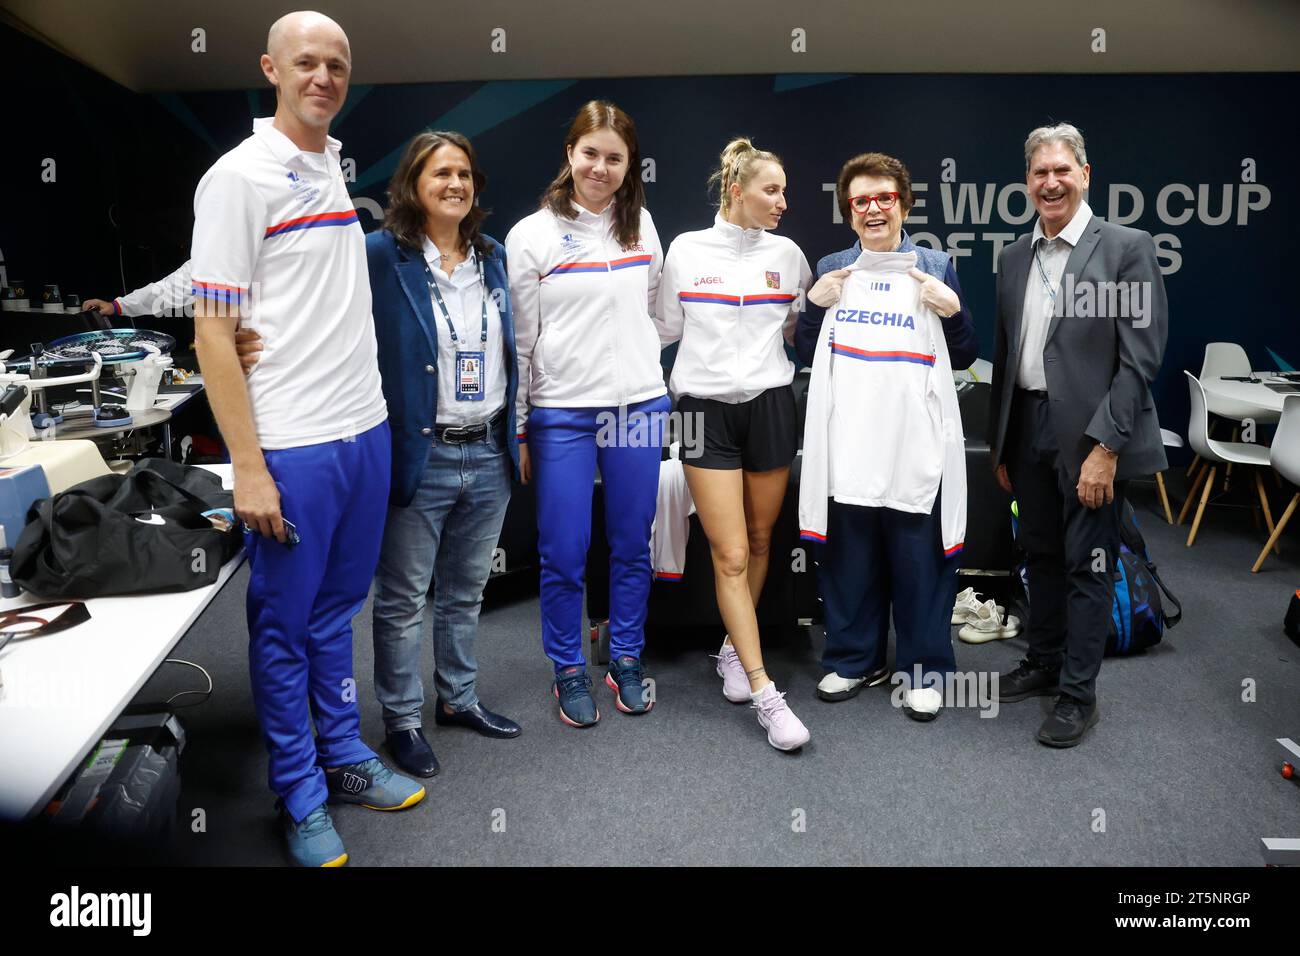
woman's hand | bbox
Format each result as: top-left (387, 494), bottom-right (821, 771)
top-left (235, 327), bottom-right (263, 375)
top-left (907, 268), bottom-right (961, 318)
top-left (808, 269), bottom-right (851, 308)
top-left (518, 443), bottom-right (531, 484)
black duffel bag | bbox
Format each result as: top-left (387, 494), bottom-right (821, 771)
top-left (11, 458), bottom-right (241, 598)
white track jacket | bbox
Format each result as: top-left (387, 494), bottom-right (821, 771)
top-left (505, 202), bottom-right (665, 438)
top-left (798, 249), bottom-right (966, 558)
top-left (656, 215), bottom-right (812, 403)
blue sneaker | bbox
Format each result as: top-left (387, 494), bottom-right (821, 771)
top-left (280, 800), bottom-right (347, 867)
top-left (553, 666), bottom-right (599, 727)
top-left (326, 757), bottom-right (426, 811)
top-left (605, 655), bottom-right (653, 714)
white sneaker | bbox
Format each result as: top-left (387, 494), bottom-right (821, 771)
top-left (712, 639), bottom-right (750, 703)
top-left (816, 672), bottom-right (866, 701)
top-left (952, 587), bottom-right (1004, 625)
top-left (958, 599), bottom-right (1021, 644)
top-left (751, 684), bottom-right (811, 751)
top-left (901, 687), bottom-right (943, 721)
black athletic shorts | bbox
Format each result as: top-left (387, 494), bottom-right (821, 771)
top-left (676, 384), bottom-right (797, 472)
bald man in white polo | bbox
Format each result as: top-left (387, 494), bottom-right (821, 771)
top-left (191, 11), bottom-right (423, 867)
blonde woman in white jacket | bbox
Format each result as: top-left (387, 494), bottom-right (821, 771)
top-left (505, 101), bottom-right (670, 729)
top-left (656, 138), bottom-right (813, 751)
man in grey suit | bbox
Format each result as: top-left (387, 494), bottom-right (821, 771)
top-left (989, 123), bottom-right (1168, 747)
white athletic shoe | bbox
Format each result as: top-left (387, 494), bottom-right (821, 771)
top-left (952, 587), bottom-right (1004, 625)
top-left (712, 639), bottom-right (751, 703)
top-left (752, 684), bottom-right (811, 751)
top-left (901, 687), bottom-right (943, 721)
top-left (958, 599), bottom-right (1022, 644)
top-left (816, 672), bottom-right (867, 701)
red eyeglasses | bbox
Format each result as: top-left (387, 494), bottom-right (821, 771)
top-left (848, 192), bottom-right (900, 213)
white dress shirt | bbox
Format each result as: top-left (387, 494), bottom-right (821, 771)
top-left (422, 237), bottom-right (506, 427)
top-left (1015, 199), bottom-right (1093, 391)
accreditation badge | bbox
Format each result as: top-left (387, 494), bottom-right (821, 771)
top-left (456, 350), bottom-right (485, 401)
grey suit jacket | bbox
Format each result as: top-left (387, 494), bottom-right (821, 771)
top-left (989, 215), bottom-right (1169, 482)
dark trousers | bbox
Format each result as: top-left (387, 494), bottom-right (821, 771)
top-left (1005, 389), bottom-right (1126, 706)
top-left (817, 493), bottom-right (960, 686)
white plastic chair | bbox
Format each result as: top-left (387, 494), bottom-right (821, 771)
top-left (1252, 395), bottom-right (1300, 572)
top-left (1154, 428), bottom-right (1184, 524)
top-left (1198, 341), bottom-right (1282, 425)
top-left (1178, 371), bottom-right (1278, 550)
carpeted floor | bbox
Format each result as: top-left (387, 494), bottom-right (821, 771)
top-left (138, 472), bottom-right (1300, 866)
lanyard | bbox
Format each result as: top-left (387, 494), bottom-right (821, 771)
top-left (421, 256), bottom-right (488, 347)
top-left (1033, 239), bottom-right (1060, 306)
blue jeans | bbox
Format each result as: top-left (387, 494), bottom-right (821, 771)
top-left (246, 421), bottom-right (390, 823)
top-left (372, 424), bottom-right (512, 731)
top-left (528, 395), bottom-right (671, 671)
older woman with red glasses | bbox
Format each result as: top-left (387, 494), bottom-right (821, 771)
top-left (794, 151), bottom-right (978, 722)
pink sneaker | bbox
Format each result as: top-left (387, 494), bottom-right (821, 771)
top-left (712, 640), bottom-right (750, 703)
top-left (752, 684), bottom-right (811, 751)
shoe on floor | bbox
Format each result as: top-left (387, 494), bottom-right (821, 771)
top-left (280, 800), bottom-right (347, 867)
top-left (952, 587), bottom-right (1003, 625)
top-left (605, 655), bottom-right (653, 714)
top-left (817, 671), bottom-right (866, 701)
top-left (752, 683), bottom-right (811, 751)
top-left (995, 658), bottom-right (1061, 702)
top-left (384, 727), bottom-right (440, 778)
top-left (553, 665), bottom-right (599, 727)
top-left (1037, 694), bottom-right (1099, 747)
top-left (958, 599), bottom-right (1020, 644)
top-left (712, 638), bottom-right (750, 703)
top-left (901, 687), bottom-right (943, 721)
top-left (326, 757), bottom-right (426, 811)
top-left (434, 698), bottom-right (522, 738)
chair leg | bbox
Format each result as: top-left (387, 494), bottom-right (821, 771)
top-left (1224, 426), bottom-right (1239, 491)
top-left (1177, 460), bottom-right (1211, 525)
top-left (1255, 469), bottom-right (1281, 556)
top-left (1187, 466), bottom-right (1216, 547)
top-left (1252, 493), bottom-right (1299, 572)
top-left (1155, 470), bottom-right (1173, 524)
top-left (1185, 452), bottom-right (1201, 479)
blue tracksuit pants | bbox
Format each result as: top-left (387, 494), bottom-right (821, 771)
top-left (245, 421), bottom-right (390, 823)
top-left (528, 396), bottom-right (671, 671)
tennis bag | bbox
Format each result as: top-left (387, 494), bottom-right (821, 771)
top-left (11, 458), bottom-right (241, 598)
top-left (1110, 501), bottom-right (1181, 655)
top-left (1012, 499), bottom-right (1182, 656)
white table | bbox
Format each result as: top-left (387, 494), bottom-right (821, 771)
top-left (1202, 371), bottom-right (1299, 417)
top-left (0, 463), bottom-right (242, 821)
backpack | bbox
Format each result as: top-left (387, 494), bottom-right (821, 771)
top-left (1012, 499), bottom-right (1181, 656)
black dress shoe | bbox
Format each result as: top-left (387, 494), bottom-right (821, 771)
top-left (1037, 694), bottom-right (1099, 748)
top-left (434, 698), bottom-right (522, 738)
top-left (385, 728), bottom-right (440, 777)
top-left (995, 658), bottom-right (1061, 702)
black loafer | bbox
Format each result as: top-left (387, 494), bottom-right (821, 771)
top-left (434, 698), bottom-right (522, 738)
top-left (1037, 694), bottom-right (1099, 748)
top-left (385, 728), bottom-right (440, 777)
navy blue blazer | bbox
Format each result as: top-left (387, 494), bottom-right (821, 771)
top-left (365, 228), bottom-right (521, 508)
top-left (794, 231), bottom-right (978, 372)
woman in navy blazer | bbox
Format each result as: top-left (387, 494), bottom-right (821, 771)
top-left (364, 131), bottom-right (524, 776)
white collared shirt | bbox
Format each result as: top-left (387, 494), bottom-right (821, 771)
top-left (189, 117), bottom-right (386, 448)
top-left (421, 237), bottom-right (506, 426)
top-left (1015, 199), bottom-right (1093, 391)
top-left (657, 214), bottom-right (812, 403)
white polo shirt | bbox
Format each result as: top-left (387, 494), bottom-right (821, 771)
top-left (114, 261), bottom-right (192, 317)
top-left (189, 118), bottom-right (387, 450)
top-left (657, 214), bottom-right (812, 403)
top-left (422, 237), bottom-right (506, 427)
